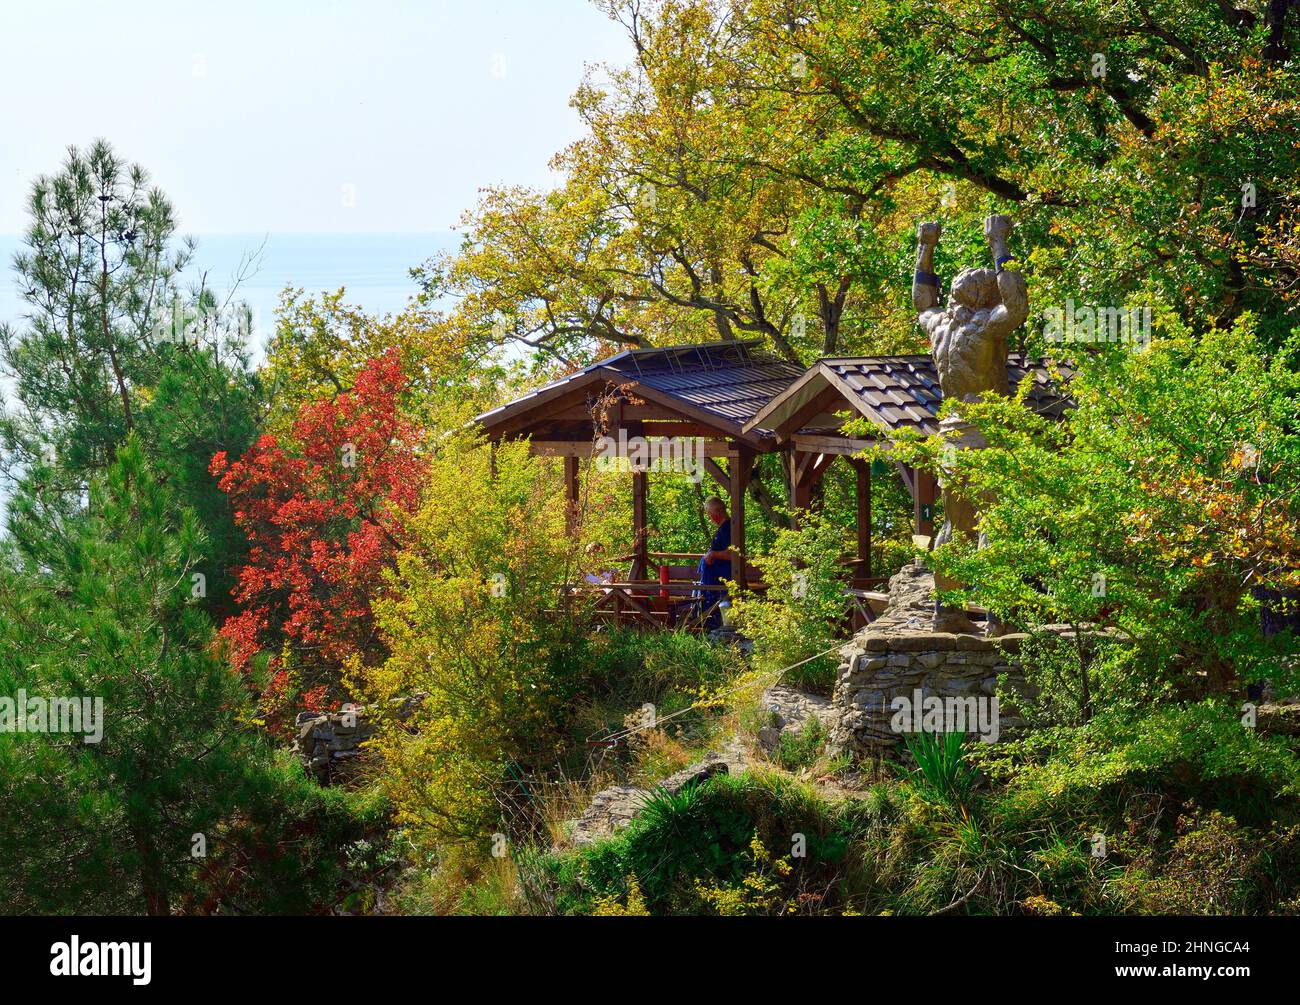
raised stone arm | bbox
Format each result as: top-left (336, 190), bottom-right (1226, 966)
top-left (912, 221), bottom-right (943, 315)
top-left (983, 214), bottom-right (1028, 337)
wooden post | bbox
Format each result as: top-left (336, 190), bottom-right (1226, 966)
top-left (913, 468), bottom-right (937, 540)
top-left (851, 458), bottom-right (872, 584)
top-left (627, 415), bottom-right (647, 581)
top-left (631, 468), bottom-right (648, 581)
top-left (564, 455), bottom-right (580, 537)
top-left (730, 448), bottom-right (754, 590)
top-left (789, 451), bottom-right (812, 529)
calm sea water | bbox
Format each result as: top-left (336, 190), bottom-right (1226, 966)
top-left (0, 231), bottom-right (460, 359)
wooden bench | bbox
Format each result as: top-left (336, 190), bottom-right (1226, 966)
top-left (568, 551), bottom-right (766, 632)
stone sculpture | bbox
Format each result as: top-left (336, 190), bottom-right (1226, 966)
top-left (912, 214), bottom-right (1029, 627)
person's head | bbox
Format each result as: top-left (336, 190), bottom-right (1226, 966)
top-left (949, 267), bottom-right (998, 309)
top-left (704, 496), bottom-right (728, 526)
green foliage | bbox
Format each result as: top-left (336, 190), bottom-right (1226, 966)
top-left (8, 3), bottom-right (1300, 917)
top-left (429, 0), bottom-right (1300, 372)
top-left (586, 627), bottom-right (741, 700)
top-left (0, 140), bottom-right (189, 489)
top-left (773, 718), bottom-right (827, 772)
top-left (136, 304), bottom-right (262, 619)
top-left (987, 702), bottom-right (1300, 827)
top-left (694, 833), bottom-right (796, 915)
top-left (1112, 809), bottom-right (1268, 916)
top-left (0, 141), bottom-right (261, 623)
top-left (544, 771), bottom-right (871, 914)
top-left (895, 317), bottom-right (1300, 705)
top-left (0, 438), bottom-right (379, 915)
top-left (530, 696), bottom-right (1300, 916)
top-left (731, 510), bottom-right (850, 691)
top-left (901, 732), bottom-right (978, 810)
top-left (357, 432), bottom-right (585, 848)
top-left (1005, 632), bottom-right (1167, 730)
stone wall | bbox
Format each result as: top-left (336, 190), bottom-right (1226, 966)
top-left (828, 561), bottom-right (1029, 754)
top-left (293, 707), bottom-right (377, 785)
top-left (828, 630), bottom-right (1028, 753)
top-left (292, 695), bottom-right (423, 784)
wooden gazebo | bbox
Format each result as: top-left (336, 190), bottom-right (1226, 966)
top-left (475, 342), bottom-right (1071, 630)
top-left (474, 341), bottom-right (804, 626)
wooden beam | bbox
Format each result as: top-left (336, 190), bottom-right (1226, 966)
top-left (484, 380), bottom-right (604, 438)
top-left (639, 421), bottom-right (721, 438)
top-left (897, 462), bottom-right (916, 496)
top-left (531, 441), bottom-right (597, 458)
top-left (730, 448), bottom-right (754, 591)
top-left (789, 452), bottom-right (812, 528)
top-left (530, 439), bottom-right (738, 458)
top-left (914, 468), bottom-right (937, 538)
top-left (628, 413), bottom-right (649, 578)
top-left (631, 468), bottom-right (648, 576)
top-left (704, 457), bottom-right (728, 491)
top-left (850, 458), bottom-right (872, 582)
top-left (564, 455), bottom-right (580, 537)
top-left (790, 432), bottom-right (878, 456)
top-left (809, 451), bottom-right (837, 484)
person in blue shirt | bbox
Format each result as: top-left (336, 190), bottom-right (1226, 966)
top-left (697, 497), bottom-right (733, 629)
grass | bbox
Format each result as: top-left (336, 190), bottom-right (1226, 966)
top-left (388, 631), bottom-right (1300, 917)
top-left (512, 718), bottom-right (1300, 916)
top-left (772, 717), bottom-right (827, 772)
top-left (899, 731), bottom-right (978, 810)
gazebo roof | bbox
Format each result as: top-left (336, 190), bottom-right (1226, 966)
top-left (474, 340), bottom-right (806, 445)
top-left (745, 354), bottom-right (1073, 441)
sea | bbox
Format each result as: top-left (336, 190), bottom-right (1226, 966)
top-left (0, 231), bottom-right (461, 361)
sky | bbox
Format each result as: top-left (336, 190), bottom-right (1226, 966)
top-left (0, 0), bottom-right (633, 235)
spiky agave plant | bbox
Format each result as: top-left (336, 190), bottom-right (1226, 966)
top-left (900, 731), bottom-right (977, 810)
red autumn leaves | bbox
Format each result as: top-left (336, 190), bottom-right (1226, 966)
top-left (211, 350), bottom-right (425, 709)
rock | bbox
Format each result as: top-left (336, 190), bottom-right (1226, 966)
top-left (756, 684), bottom-right (840, 754)
top-left (292, 708), bottom-right (378, 784)
top-left (291, 695), bottom-right (423, 785)
top-left (567, 738), bottom-right (750, 847)
top-left (1258, 702), bottom-right (1300, 737)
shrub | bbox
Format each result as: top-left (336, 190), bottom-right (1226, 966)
top-left (731, 511), bottom-right (851, 692)
top-left (900, 731), bottom-right (978, 810)
top-left (356, 432), bottom-right (584, 850)
top-left (545, 771), bottom-right (874, 915)
top-left (773, 718), bottom-right (828, 772)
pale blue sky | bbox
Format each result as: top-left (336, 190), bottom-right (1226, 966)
top-left (0, 0), bottom-right (632, 234)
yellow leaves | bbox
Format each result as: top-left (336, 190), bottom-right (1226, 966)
top-left (591, 875), bottom-right (651, 917)
top-left (695, 833), bottom-right (797, 916)
top-left (261, 288), bottom-right (462, 437)
top-left (352, 432), bottom-right (577, 852)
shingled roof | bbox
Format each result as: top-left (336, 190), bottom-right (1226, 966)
top-left (745, 354), bottom-right (1073, 440)
top-left (474, 340), bottom-right (806, 444)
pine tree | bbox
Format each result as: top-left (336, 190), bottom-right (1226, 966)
top-left (0, 438), bottom-right (261, 914)
top-left (0, 140), bottom-right (190, 487)
top-left (0, 141), bottom-right (262, 617)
